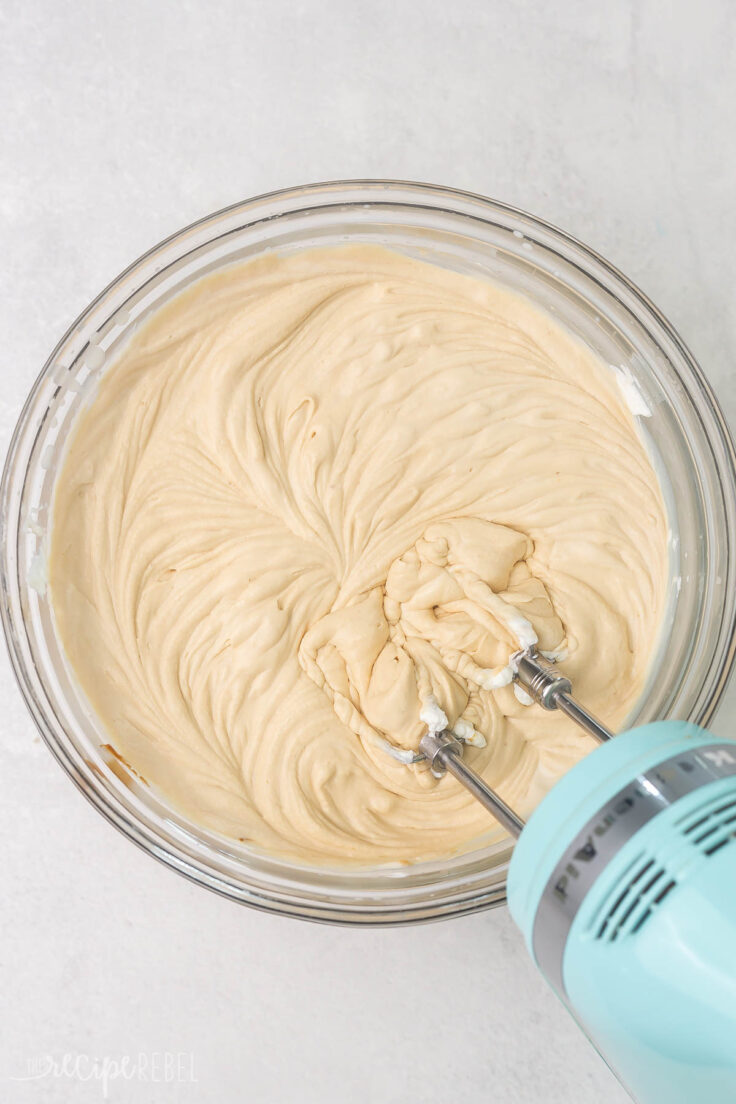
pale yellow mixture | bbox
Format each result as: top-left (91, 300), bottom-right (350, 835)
top-left (50, 247), bottom-right (667, 864)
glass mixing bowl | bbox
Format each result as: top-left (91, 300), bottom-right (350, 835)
top-left (2, 181), bottom-right (736, 923)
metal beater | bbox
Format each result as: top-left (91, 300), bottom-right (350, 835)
top-left (418, 649), bottom-right (611, 836)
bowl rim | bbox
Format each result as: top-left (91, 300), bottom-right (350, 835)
top-left (3, 178), bottom-right (736, 923)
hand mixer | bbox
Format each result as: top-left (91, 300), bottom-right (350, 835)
top-left (419, 650), bottom-right (736, 1104)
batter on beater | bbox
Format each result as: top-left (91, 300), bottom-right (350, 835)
top-left (50, 246), bottom-right (667, 864)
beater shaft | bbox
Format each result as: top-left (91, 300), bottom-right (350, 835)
top-left (417, 650), bottom-right (613, 835)
top-left (418, 730), bottom-right (525, 837)
top-left (513, 651), bottom-right (613, 743)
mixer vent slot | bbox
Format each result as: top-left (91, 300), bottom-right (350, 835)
top-left (591, 791), bottom-right (736, 945)
top-left (593, 856), bottom-right (676, 944)
top-left (680, 795), bottom-right (736, 857)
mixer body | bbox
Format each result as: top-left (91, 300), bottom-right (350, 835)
top-left (508, 722), bottom-right (736, 1104)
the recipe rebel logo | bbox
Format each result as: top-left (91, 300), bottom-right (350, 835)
top-left (10, 1051), bottom-right (198, 1098)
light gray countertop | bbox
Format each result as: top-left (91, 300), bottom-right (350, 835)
top-left (2, 2), bottom-right (735, 1101)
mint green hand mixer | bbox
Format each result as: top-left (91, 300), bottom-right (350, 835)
top-left (417, 649), bottom-right (736, 1104)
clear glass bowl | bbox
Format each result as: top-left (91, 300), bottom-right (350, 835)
top-left (3, 180), bottom-right (736, 923)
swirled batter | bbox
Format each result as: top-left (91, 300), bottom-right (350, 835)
top-left (50, 246), bottom-right (667, 864)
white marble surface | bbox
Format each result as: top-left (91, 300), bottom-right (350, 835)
top-left (2, 2), bottom-right (735, 1101)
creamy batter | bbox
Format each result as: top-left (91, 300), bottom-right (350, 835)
top-left (50, 246), bottom-right (668, 864)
